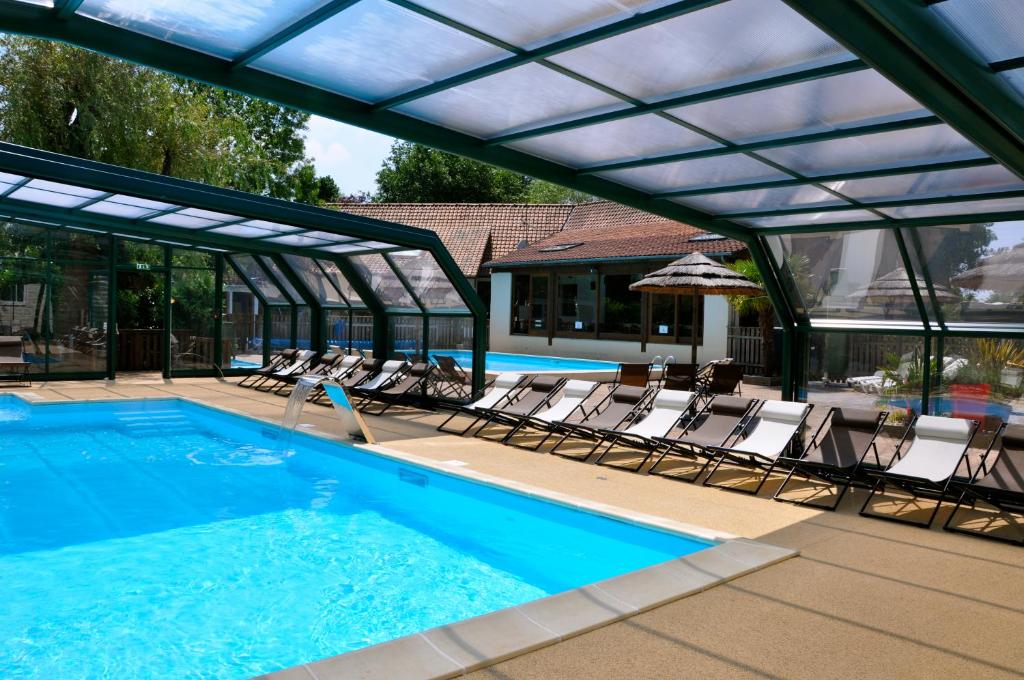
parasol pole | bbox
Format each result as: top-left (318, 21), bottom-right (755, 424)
top-left (691, 291), bottom-right (699, 366)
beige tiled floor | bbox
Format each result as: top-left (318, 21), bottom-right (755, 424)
top-left (7, 376), bottom-right (1024, 679)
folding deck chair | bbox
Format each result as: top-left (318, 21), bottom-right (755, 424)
top-left (272, 353), bottom-right (342, 396)
top-left (773, 407), bottom-right (888, 510)
top-left (663, 363), bottom-right (699, 392)
top-left (702, 400), bottom-right (813, 495)
top-left (645, 395), bottom-right (759, 482)
top-left (944, 423), bottom-right (1024, 545)
top-left (547, 384), bottom-right (652, 459)
top-left (592, 389), bottom-right (698, 471)
top-left (306, 355), bottom-right (363, 402)
top-left (616, 362), bottom-right (654, 388)
top-left (431, 354), bottom-right (472, 400)
top-left (251, 349), bottom-right (316, 391)
top-left (473, 376), bottom-right (566, 441)
top-left (500, 379), bottom-right (600, 449)
top-left (436, 373), bottom-right (527, 435)
top-left (356, 362), bottom-right (437, 416)
top-left (237, 348), bottom-right (296, 388)
top-left (860, 415), bottom-right (978, 528)
top-left (350, 360), bottom-right (408, 398)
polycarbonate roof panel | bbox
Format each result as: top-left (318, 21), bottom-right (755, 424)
top-left (931, 0), bottom-right (1024, 64)
top-left (317, 243), bottom-right (372, 254)
top-left (283, 254), bottom-right (347, 306)
top-left (397, 63), bottom-right (629, 139)
top-left (880, 196), bottom-right (1024, 220)
top-left (674, 185), bottom-right (845, 214)
top-left (1002, 68), bottom-right (1024, 100)
top-left (234, 220), bottom-right (302, 234)
top-left (147, 212), bottom-right (222, 229)
top-left (387, 249), bottom-right (468, 312)
top-left (81, 194), bottom-right (177, 219)
top-left (259, 255), bottom-right (303, 302)
top-left (264, 233), bottom-right (333, 248)
top-left (348, 253), bottom-right (419, 311)
top-left (506, 114), bottom-right (720, 168)
top-left (757, 124), bottom-right (987, 176)
top-left (230, 253), bottom-right (288, 304)
top-left (251, 0), bottom-right (509, 103)
top-left (826, 165), bottom-right (1024, 202)
top-left (597, 154), bottom-right (789, 193)
top-left (668, 69), bottom-right (927, 143)
top-left (413, 0), bottom-right (671, 50)
top-left (8, 179), bottom-right (106, 209)
top-left (316, 259), bottom-right (364, 306)
top-left (209, 224), bottom-right (281, 239)
top-left (548, 0), bottom-right (849, 101)
top-left (77, 0), bottom-right (333, 60)
top-left (742, 209), bottom-right (882, 229)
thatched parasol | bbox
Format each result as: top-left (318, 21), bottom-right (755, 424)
top-left (951, 243), bottom-right (1024, 293)
top-left (851, 268), bottom-right (958, 312)
top-left (630, 252), bottom-right (762, 364)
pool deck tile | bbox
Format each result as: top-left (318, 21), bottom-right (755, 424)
top-left (421, 607), bottom-right (561, 674)
top-left (300, 633), bottom-right (464, 680)
top-left (514, 585), bottom-right (637, 639)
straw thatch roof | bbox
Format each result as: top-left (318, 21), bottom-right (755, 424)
top-left (851, 267), bottom-right (958, 303)
top-left (951, 243), bottom-right (1024, 292)
top-left (629, 252), bottom-right (762, 296)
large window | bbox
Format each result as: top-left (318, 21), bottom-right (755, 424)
top-left (511, 274), bottom-right (548, 335)
top-left (0, 282), bottom-right (25, 304)
top-left (556, 272), bottom-right (597, 335)
top-left (649, 294), bottom-right (703, 345)
top-left (599, 272), bottom-right (642, 338)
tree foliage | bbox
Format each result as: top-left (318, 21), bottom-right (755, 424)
top-left (0, 36), bottom-right (338, 204)
top-left (375, 141), bottom-right (532, 203)
top-left (526, 180), bottom-right (595, 204)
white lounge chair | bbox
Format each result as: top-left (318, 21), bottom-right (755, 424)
top-left (436, 373), bottom-right (526, 435)
top-left (353, 360), bottom-right (407, 393)
top-left (252, 349), bottom-right (316, 390)
top-left (593, 389), bottom-right (698, 471)
top-left (501, 379), bottom-right (600, 448)
top-left (703, 400), bottom-right (812, 495)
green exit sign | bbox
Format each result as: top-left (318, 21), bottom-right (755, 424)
top-left (135, 263), bottom-right (152, 271)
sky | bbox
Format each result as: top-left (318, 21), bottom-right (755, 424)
top-left (303, 116), bottom-right (396, 197)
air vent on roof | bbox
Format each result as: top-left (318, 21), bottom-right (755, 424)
top-left (538, 242), bottom-right (583, 252)
top-left (688, 234), bottom-right (727, 242)
top-left (516, 239), bottom-right (529, 250)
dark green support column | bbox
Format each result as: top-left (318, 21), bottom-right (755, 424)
top-left (922, 334), bottom-right (932, 416)
top-left (213, 253), bottom-right (224, 371)
top-left (162, 245), bottom-right (172, 378)
top-left (107, 236), bottom-right (117, 380)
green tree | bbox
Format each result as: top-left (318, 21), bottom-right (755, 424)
top-left (375, 141), bottom-right (532, 203)
top-left (526, 180), bottom-right (595, 204)
top-left (726, 258), bottom-right (777, 377)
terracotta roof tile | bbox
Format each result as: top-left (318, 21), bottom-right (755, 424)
top-left (484, 220), bottom-right (746, 268)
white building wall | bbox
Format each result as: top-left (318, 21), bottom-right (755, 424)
top-left (488, 271), bottom-right (730, 364)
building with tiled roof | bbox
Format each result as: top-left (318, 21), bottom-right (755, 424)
top-left (331, 201), bottom-right (749, 366)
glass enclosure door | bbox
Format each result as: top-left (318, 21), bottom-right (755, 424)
top-left (115, 269), bottom-right (165, 372)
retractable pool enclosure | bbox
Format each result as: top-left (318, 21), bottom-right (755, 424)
top-left (1, 0), bottom-right (1024, 418)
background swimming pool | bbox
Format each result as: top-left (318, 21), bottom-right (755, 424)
top-left (431, 350), bottom-right (617, 373)
top-left (0, 396), bottom-right (709, 679)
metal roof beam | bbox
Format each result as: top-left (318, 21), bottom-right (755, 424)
top-left (578, 113), bottom-right (942, 175)
top-left (53, 0), bottom-right (84, 21)
top-left (230, 0), bottom-right (362, 70)
top-left (750, 209), bottom-right (1024, 235)
top-left (372, 0), bottom-right (725, 110)
top-left (484, 56), bottom-right (867, 146)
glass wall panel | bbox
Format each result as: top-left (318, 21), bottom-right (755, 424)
top-left (0, 222), bottom-right (46, 259)
top-left (316, 259), bottom-right (364, 307)
top-left (934, 337), bottom-right (1024, 427)
top-left (229, 254), bottom-right (289, 304)
top-left (599, 272), bottom-right (642, 338)
top-left (908, 222), bottom-right (1024, 325)
top-left (170, 254), bottom-right (216, 371)
top-left (222, 265), bottom-right (263, 368)
top-left (50, 229), bottom-right (110, 262)
top-left (769, 229), bottom-right (922, 322)
top-left (511, 273), bottom-right (531, 335)
top-left (283, 254), bottom-right (347, 305)
top-left (351, 310), bottom-right (374, 353)
top-left (386, 250), bottom-right (468, 312)
top-left (0, 258), bottom-right (46, 367)
top-left (325, 309), bottom-right (351, 354)
top-left (348, 253), bottom-right (419, 311)
top-left (48, 264), bottom-right (108, 374)
top-left (803, 332), bottom-right (925, 429)
top-left (556, 272), bottom-right (597, 335)
top-left (390, 315), bottom-right (424, 359)
top-left (270, 307), bottom-right (292, 353)
top-left (295, 305), bottom-right (312, 350)
top-left (258, 256), bottom-right (303, 304)
top-left (429, 315), bottom-right (475, 401)
top-left (118, 239), bottom-right (164, 267)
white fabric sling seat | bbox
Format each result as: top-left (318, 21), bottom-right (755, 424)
top-left (593, 389), bottom-right (697, 470)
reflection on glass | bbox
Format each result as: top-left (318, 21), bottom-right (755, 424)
top-left (171, 263), bottom-right (216, 371)
top-left (386, 250), bottom-right (467, 311)
top-left (283, 254), bottom-right (347, 305)
top-left (229, 254), bottom-right (288, 304)
top-left (222, 265), bottom-right (263, 365)
top-left (770, 229), bottom-right (921, 321)
top-left (390, 315), bottom-right (423, 359)
top-left (556, 273), bottom-right (597, 334)
top-left (270, 307), bottom-right (292, 352)
top-left (933, 337), bottom-right (1024, 429)
top-left (49, 265), bottom-right (109, 374)
top-left (599, 273), bottom-right (641, 337)
top-left (348, 254), bottom-right (418, 310)
top-left (316, 259), bottom-right (364, 306)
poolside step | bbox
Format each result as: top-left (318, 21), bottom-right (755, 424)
top-left (113, 410), bottom-right (194, 437)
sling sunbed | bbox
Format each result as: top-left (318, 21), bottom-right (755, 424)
top-left (432, 354), bottom-right (472, 400)
top-left (645, 395), bottom-right (758, 482)
top-left (944, 423), bottom-right (1024, 545)
top-left (473, 376), bottom-right (566, 440)
top-left (356, 362), bottom-right (437, 416)
top-left (772, 407), bottom-right (888, 510)
top-left (436, 373), bottom-right (527, 435)
top-left (350, 359), bottom-right (408, 396)
top-left (500, 379), bottom-right (600, 448)
top-left (702, 400), bottom-right (812, 495)
top-left (663, 362), bottom-right (699, 392)
top-left (547, 384), bottom-right (652, 459)
top-left (617, 362), bottom-right (653, 388)
top-left (237, 348), bottom-right (296, 387)
top-left (272, 353), bottom-right (342, 395)
top-left (592, 389), bottom-right (698, 471)
top-left (252, 349), bottom-right (316, 390)
top-left (860, 414), bottom-right (978, 528)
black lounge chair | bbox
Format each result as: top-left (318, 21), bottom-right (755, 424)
top-left (311, 358), bottom-right (384, 404)
top-left (546, 384), bottom-right (652, 459)
top-left (436, 373), bottom-right (528, 435)
top-left (432, 354), bottom-right (472, 400)
top-left (356, 362), bottom-right (436, 416)
top-left (645, 395), bottom-right (758, 482)
top-left (251, 349), bottom-right (317, 391)
top-left (663, 362), bottom-right (699, 392)
top-left (702, 400), bottom-right (813, 495)
top-left (773, 407), bottom-right (888, 510)
top-left (272, 353), bottom-right (342, 395)
top-left (616, 362), bottom-right (653, 388)
top-left (473, 376), bottom-right (566, 440)
top-left (237, 348), bottom-right (296, 388)
top-left (860, 415), bottom-right (979, 528)
top-left (698, 362), bottom-right (744, 403)
top-left (592, 389), bottom-right (699, 471)
top-left (306, 355), bottom-right (364, 402)
top-left (944, 423), bottom-right (1024, 545)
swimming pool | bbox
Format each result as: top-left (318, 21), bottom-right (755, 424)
top-left (431, 350), bottom-right (618, 373)
top-left (0, 395), bottom-right (711, 678)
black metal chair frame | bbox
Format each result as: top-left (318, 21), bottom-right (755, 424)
top-left (500, 381), bottom-right (601, 450)
top-left (435, 375), bottom-right (531, 436)
top-left (772, 408), bottom-right (889, 511)
top-left (546, 387), bottom-right (655, 460)
top-left (590, 391), bottom-right (699, 472)
top-left (473, 378), bottom-right (567, 442)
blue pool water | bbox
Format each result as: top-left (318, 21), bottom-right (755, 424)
top-left (431, 350), bottom-right (618, 373)
top-left (0, 395), bottom-right (709, 679)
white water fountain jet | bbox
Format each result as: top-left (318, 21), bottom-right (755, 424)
top-left (281, 374), bottom-right (326, 433)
